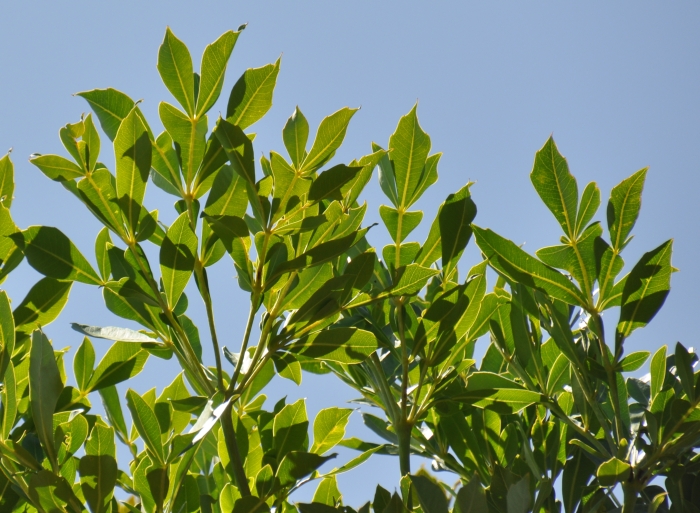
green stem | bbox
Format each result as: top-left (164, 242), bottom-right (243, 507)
top-left (592, 313), bottom-right (626, 442)
top-left (196, 264), bottom-right (225, 393)
top-left (229, 300), bottom-right (258, 393)
top-left (397, 419), bottom-right (413, 477)
top-left (621, 483), bottom-right (638, 513)
top-left (220, 402), bottom-right (252, 497)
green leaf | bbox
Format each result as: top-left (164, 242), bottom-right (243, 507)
top-left (389, 104), bottom-right (431, 208)
top-left (29, 330), bottom-right (63, 469)
top-left (76, 88), bottom-right (138, 141)
top-left (115, 107), bottom-right (152, 234)
top-left (301, 107), bottom-right (358, 174)
top-left (158, 27), bottom-right (195, 116)
top-left (99, 387), bottom-right (130, 444)
top-left (575, 181), bottom-right (600, 236)
top-left (83, 113), bottom-right (101, 171)
top-left (273, 399), bottom-right (309, 461)
top-left (311, 407), bottom-right (352, 455)
top-left (530, 136), bottom-right (578, 237)
top-left (596, 457), bottom-right (631, 487)
top-left (227, 59), bottom-right (281, 129)
top-left (674, 343), bottom-right (695, 401)
top-left (459, 372), bottom-right (543, 413)
top-left (203, 165), bottom-right (248, 218)
top-left (276, 451), bottom-right (336, 488)
top-left (414, 209), bottom-right (441, 268)
top-left (390, 264), bottom-right (439, 296)
top-left (288, 328), bottom-right (378, 364)
top-left (272, 353), bottom-right (302, 386)
top-left (506, 477), bottom-right (531, 513)
top-left (546, 353), bottom-right (570, 395)
top-left (160, 212), bottom-right (197, 308)
top-left (313, 476), bottom-right (342, 506)
top-left (281, 263), bottom-right (334, 311)
top-left (87, 342), bottom-right (149, 392)
top-left (379, 206), bottom-right (423, 244)
top-left (1, 362), bottom-right (16, 439)
top-left (650, 345), bottom-right (666, 399)
top-left (196, 30), bottom-right (240, 116)
top-left (13, 277), bottom-right (72, 333)
top-left (617, 239), bottom-right (673, 341)
top-left (95, 227), bottom-right (112, 280)
top-left (15, 226), bottom-right (102, 285)
top-left (473, 226), bottom-right (587, 306)
top-left (74, 337), bottom-right (95, 391)
top-left (159, 102), bottom-right (207, 188)
top-left (607, 168), bottom-right (647, 250)
top-left (80, 424), bottom-right (118, 513)
top-left (410, 475), bottom-right (448, 513)
top-left (618, 351), bottom-right (650, 372)
top-left (283, 107), bottom-right (309, 169)
top-left (0, 152), bottom-right (15, 208)
top-left (28, 471), bottom-right (77, 513)
top-left (309, 164), bottom-right (362, 203)
top-left (562, 448), bottom-right (596, 513)
top-left (126, 389), bottom-right (165, 465)
top-left (30, 154), bottom-right (85, 181)
top-left (455, 476), bottom-right (488, 513)
top-left (0, 290), bottom-right (14, 380)
top-left (77, 169), bottom-right (125, 236)
top-left (440, 183), bottom-right (476, 279)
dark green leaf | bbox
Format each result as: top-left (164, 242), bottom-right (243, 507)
top-left (13, 278), bottom-right (72, 333)
top-left (283, 107), bottom-right (309, 169)
top-left (30, 330), bottom-right (63, 468)
top-left (409, 475), bottom-right (448, 513)
top-left (15, 226), bottom-right (102, 285)
top-left (455, 476), bottom-right (488, 513)
top-left (273, 399), bottom-right (309, 461)
top-left (88, 342), bottom-right (149, 392)
top-left (160, 212), bottom-right (197, 308)
top-left (80, 424), bottom-right (118, 513)
top-left (288, 328), bottom-right (378, 364)
top-left (126, 389), bottom-right (165, 464)
top-left (301, 107), bottom-right (358, 174)
top-left (674, 343), bottom-right (695, 401)
top-left (276, 451), bottom-right (336, 488)
top-left (596, 457), bottom-right (631, 487)
top-left (309, 164), bottom-right (362, 203)
top-left (440, 183), bottom-right (476, 279)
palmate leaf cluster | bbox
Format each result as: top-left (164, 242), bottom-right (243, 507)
top-left (0, 25), bottom-right (698, 513)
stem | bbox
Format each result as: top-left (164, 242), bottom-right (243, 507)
top-left (229, 301), bottom-right (257, 392)
top-left (196, 264), bottom-right (225, 393)
top-left (220, 402), bottom-right (252, 497)
top-left (592, 314), bottom-right (626, 442)
top-left (396, 300), bottom-right (412, 477)
top-left (621, 483), bottom-right (638, 513)
top-left (397, 419), bottom-right (413, 477)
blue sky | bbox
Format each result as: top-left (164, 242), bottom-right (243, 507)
top-left (1, 1), bottom-right (699, 505)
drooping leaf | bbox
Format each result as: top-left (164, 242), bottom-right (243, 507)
top-left (618, 351), bottom-right (650, 372)
top-left (616, 239), bottom-right (673, 341)
top-left (473, 226), bottom-right (587, 307)
top-left (276, 451), bottom-right (337, 488)
top-left (126, 389), bottom-right (165, 465)
top-left (196, 30), bottom-right (240, 116)
top-left (227, 59), bottom-right (281, 129)
top-left (607, 168), bottom-right (648, 251)
top-left (15, 226), bottom-right (102, 285)
top-left (29, 330), bottom-right (63, 469)
top-left (30, 154), bottom-right (85, 181)
top-left (160, 212), bottom-right (197, 308)
top-left (13, 277), bottom-right (72, 333)
top-left (530, 137), bottom-right (578, 237)
top-left (158, 27), bottom-right (196, 116)
top-left (76, 88), bottom-right (138, 141)
top-left (288, 328), bottom-right (378, 364)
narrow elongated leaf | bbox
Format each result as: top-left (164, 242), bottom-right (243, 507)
top-left (562, 448), bottom-right (596, 513)
top-left (126, 389), bottom-right (165, 464)
top-left (74, 337), bottom-right (95, 391)
top-left (1, 362), bottom-right (16, 439)
top-left (203, 165), bottom-right (248, 217)
top-left (575, 181), bottom-right (600, 236)
top-left (390, 264), bottom-right (439, 296)
top-left (80, 424), bottom-right (118, 513)
top-left (308, 164), bottom-right (362, 203)
top-left (214, 118), bottom-right (256, 185)
top-left (618, 351), bottom-right (650, 372)
top-left (0, 290), bottom-right (14, 379)
top-left (159, 102), bottom-right (207, 187)
top-left (30, 330), bottom-right (63, 468)
top-left (650, 345), bottom-right (666, 399)
top-left (16, 226), bottom-right (102, 285)
top-left (115, 108), bottom-right (152, 234)
top-left (617, 239), bottom-right (673, 340)
top-left (283, 107), bottom-right (309, 169)
top-left (276, 451), bottom-right (336, 488)
top-left (311, 408), bottom-right (352, 455)
top-left (289, 328), bottom-right (378, 364)
top-left (674, 343), bottom-right (695, 400)
top-left (13, 277), bottom-right (72, 333)
top-left (196, 30), bottom-right (240, 116)
top-left (71, 323), bottom-right (158, 342)
top-left (390, 105), bottom-right (431, 208)
top-left (473, 226), bottom-right (587, 306)
top-left (440, 183), bottom-right (476, 279)
top-left (301, 107), bottom-right (358, 174)
top-left (530, 137), bottom-right (578, 237)
top-left (158, 27), bottom-right (195, 116)
top-left (30, 154), bottom-right (84, 181)
top-left (77, 169), bottom-right (125, 236)
top-left (87, 342), bottom-right (149, 392)
top-left (227, 59), bottom-right (281, 129)
top-left (160, 212), bottom-right (197, 308)
top-left (0, 152), bottom-right (14, 208)
top-left (608, 168), bottom-right (647, 250)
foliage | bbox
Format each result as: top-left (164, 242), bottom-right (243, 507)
top-left (0, 26), bottom-right (698, 513)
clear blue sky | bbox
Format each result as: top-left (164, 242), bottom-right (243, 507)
top-left (1, 1), bottom-right (699, 505)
